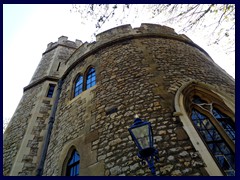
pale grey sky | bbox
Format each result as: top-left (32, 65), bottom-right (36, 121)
top-left (3, 4), bottom-right (235, 125)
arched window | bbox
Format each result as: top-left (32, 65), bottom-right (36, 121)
top-left (188, 95), bottom-right (235, 176)
top-left (66, 150), bottom-right (80, 176)
top-left (73, 67), bottom-right (96, 98)
top-left (86, 67), bottom-right (96, 90)
top-left (74, 75), bottom-right (83, 97)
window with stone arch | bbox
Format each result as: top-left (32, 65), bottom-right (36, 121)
top-left (65, 149), bottom-right (80, 176)
top-left (74, 74), bottom-right (84, 97)
top-left (182, 83), bottom-right (235, 176)
top-left (72, 66), bottom-right (96, 98)
top-left (85, 67), bottom-right (96, 90)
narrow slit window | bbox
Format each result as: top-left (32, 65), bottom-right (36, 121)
top-left (47, 84), bottom-right (55, 98)
top-left (57, 62), bottom-right (61, 71)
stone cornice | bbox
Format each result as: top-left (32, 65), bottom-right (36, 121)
top-left (23, 76), bottom-right (59, 92)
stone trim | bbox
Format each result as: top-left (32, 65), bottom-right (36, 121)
top-left (42, 43), bottom-right (77, 55)
top-left (24, 76), bottom-right (59, 92)
top-left (62, 33), bottom-right (212, 81)
top-left (58, 131), bottom-right (103, 176)
top-left (174, 80), bottom-right (235, 176)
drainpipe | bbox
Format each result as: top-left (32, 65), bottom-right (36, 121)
top-left (36, 79), bottom-right (63, 176)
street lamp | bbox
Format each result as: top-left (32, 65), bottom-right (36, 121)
top-left (128, 115), bottom-right (159, 176)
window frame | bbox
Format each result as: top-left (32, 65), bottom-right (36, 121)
top-left (66, 150), bottom-right (80, 176)
top-left (174, 81), bottom-right (235, 176)
top-left (85, 67), bottom-right (96, 90)
top-left (72, 66), bottom-right (97, 99)
top-left (189, 101), bottom-right (235, 154)
top-left (189, 105), bottom-right (235, 176)
top-left (46, 84), bottom-right (56, 98)
top-left (73, 74), bottom-right (84, 98)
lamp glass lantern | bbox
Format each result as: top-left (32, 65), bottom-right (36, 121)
top-left (128, 117), bottom-right (155, 158)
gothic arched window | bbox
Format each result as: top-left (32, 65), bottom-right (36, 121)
top-left (74, 75), bottom-right (83, 97)
top-left (66, 150), bottom-right (80, 176)
top-left (189, 95), bottom-right (235, 176)
top-left (86, 67), bottom-right (96, 90)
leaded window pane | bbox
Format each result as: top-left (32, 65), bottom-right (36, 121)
top-left (66, 150), bottom-right (80, 176)
top-left (86, 68), bottom-right (96, 89)
top-left (74, 76), bottom-right (83, 97)
top-left (212, 108), bottom-right (235, 143)
top-left (191, 109), bottom-right (235, 176)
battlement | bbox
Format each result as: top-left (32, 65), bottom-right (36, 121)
top-left (95, 23), bottom-right (178, 41)
top-left (45, 36), bottom-right (83, 53)
top-left (4, 22), bottom-right (235, 176)
top-left (64, 23), bottom-right (207, 72)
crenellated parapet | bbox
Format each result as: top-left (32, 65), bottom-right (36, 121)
top-left (44, 36), bottom-right (82, 55)
top-left (64, 23), bottom-right (210, 76)
top-left (4, 23), bottom-right (235, 176)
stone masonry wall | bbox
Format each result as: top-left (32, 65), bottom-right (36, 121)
top-left (30, 49), bottom-right (57, 83)
top-left (42, 27), bottom-right (234, 176)
top-left (4, 24), bottom-right (234, 176)
top-left (4, 36), bottom-right (79, 176)
top-left (30, 37), bottom-right (78, 83)
top-left (3, 84), bottom-right (42, 175)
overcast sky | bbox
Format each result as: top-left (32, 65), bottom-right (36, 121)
top-left (3, 4), bottom-right (235, 125)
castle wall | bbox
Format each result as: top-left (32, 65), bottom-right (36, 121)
top-left (3, 37), bottom-right (80, 175)
top-left (4, 24), bottom-right (235, 176)
top-left (30, 36), bottom-right (79, 84)
top-left (42, 24), bottom-right (234, 176)
top-left (3, 84), bottom-right (43, 175)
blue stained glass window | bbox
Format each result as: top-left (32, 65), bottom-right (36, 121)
top-left (212, 108), bottom-right (235, 143)
top-left (86, 68), bottom-right (96, 89)
top-left (74, 75), bottom-right (83, 97)
top-left (191, 109), bottom-right (235, 176)
top-left (66, 150), bottom-right (80, 176)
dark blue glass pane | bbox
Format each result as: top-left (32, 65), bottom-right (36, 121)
top-left (67, 150), bottom-right (80, 176)
top-left (208, 143), bottom-right (221, 155)
top-left (75, 152), bottom-right (80, 161)
top-left (191, 109), bottom-right (235, 176)
top-left (70, 168), bottom-right (74, 176)
top-left (225, 155), bottom-right (235, 169)
top-left (47, 84), bottom-right (55, 98)
top-left (200, 130), bottom-right (212, 141)
top-left (212, 108), bottom-right (235, 143)
top-left (192, 96), bottom-right (207, 104)
top-left (217, 143), bottom-right (230, 154)
top-left (209, 130), bottom-right (221, 141)
top-left (226, 171), bottom-right (235, 176)
top-left (76, 164), bottom-right (79, 175)
top-left (216, 155), bottom-right (230, 170)
top-left (74, 76), bottom-right (83, 97)
top-left (76, 76), bottom-right (83, 86)
top-left (86, 68), bottom-right (96, 89)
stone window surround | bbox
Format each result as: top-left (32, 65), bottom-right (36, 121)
top-left (46, 83), bottom-right (56, 98)
top-left (57, 132), bottom-right (104, 176)
top-left (174, 80), bottom-right (235, 176)
top-left (61, 145), bottom-right (80, 176)
top-left (71, 65), bottom-right (96, 99)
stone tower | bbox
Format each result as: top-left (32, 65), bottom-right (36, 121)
top-left (3, 24), bottom-right (235, 176)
